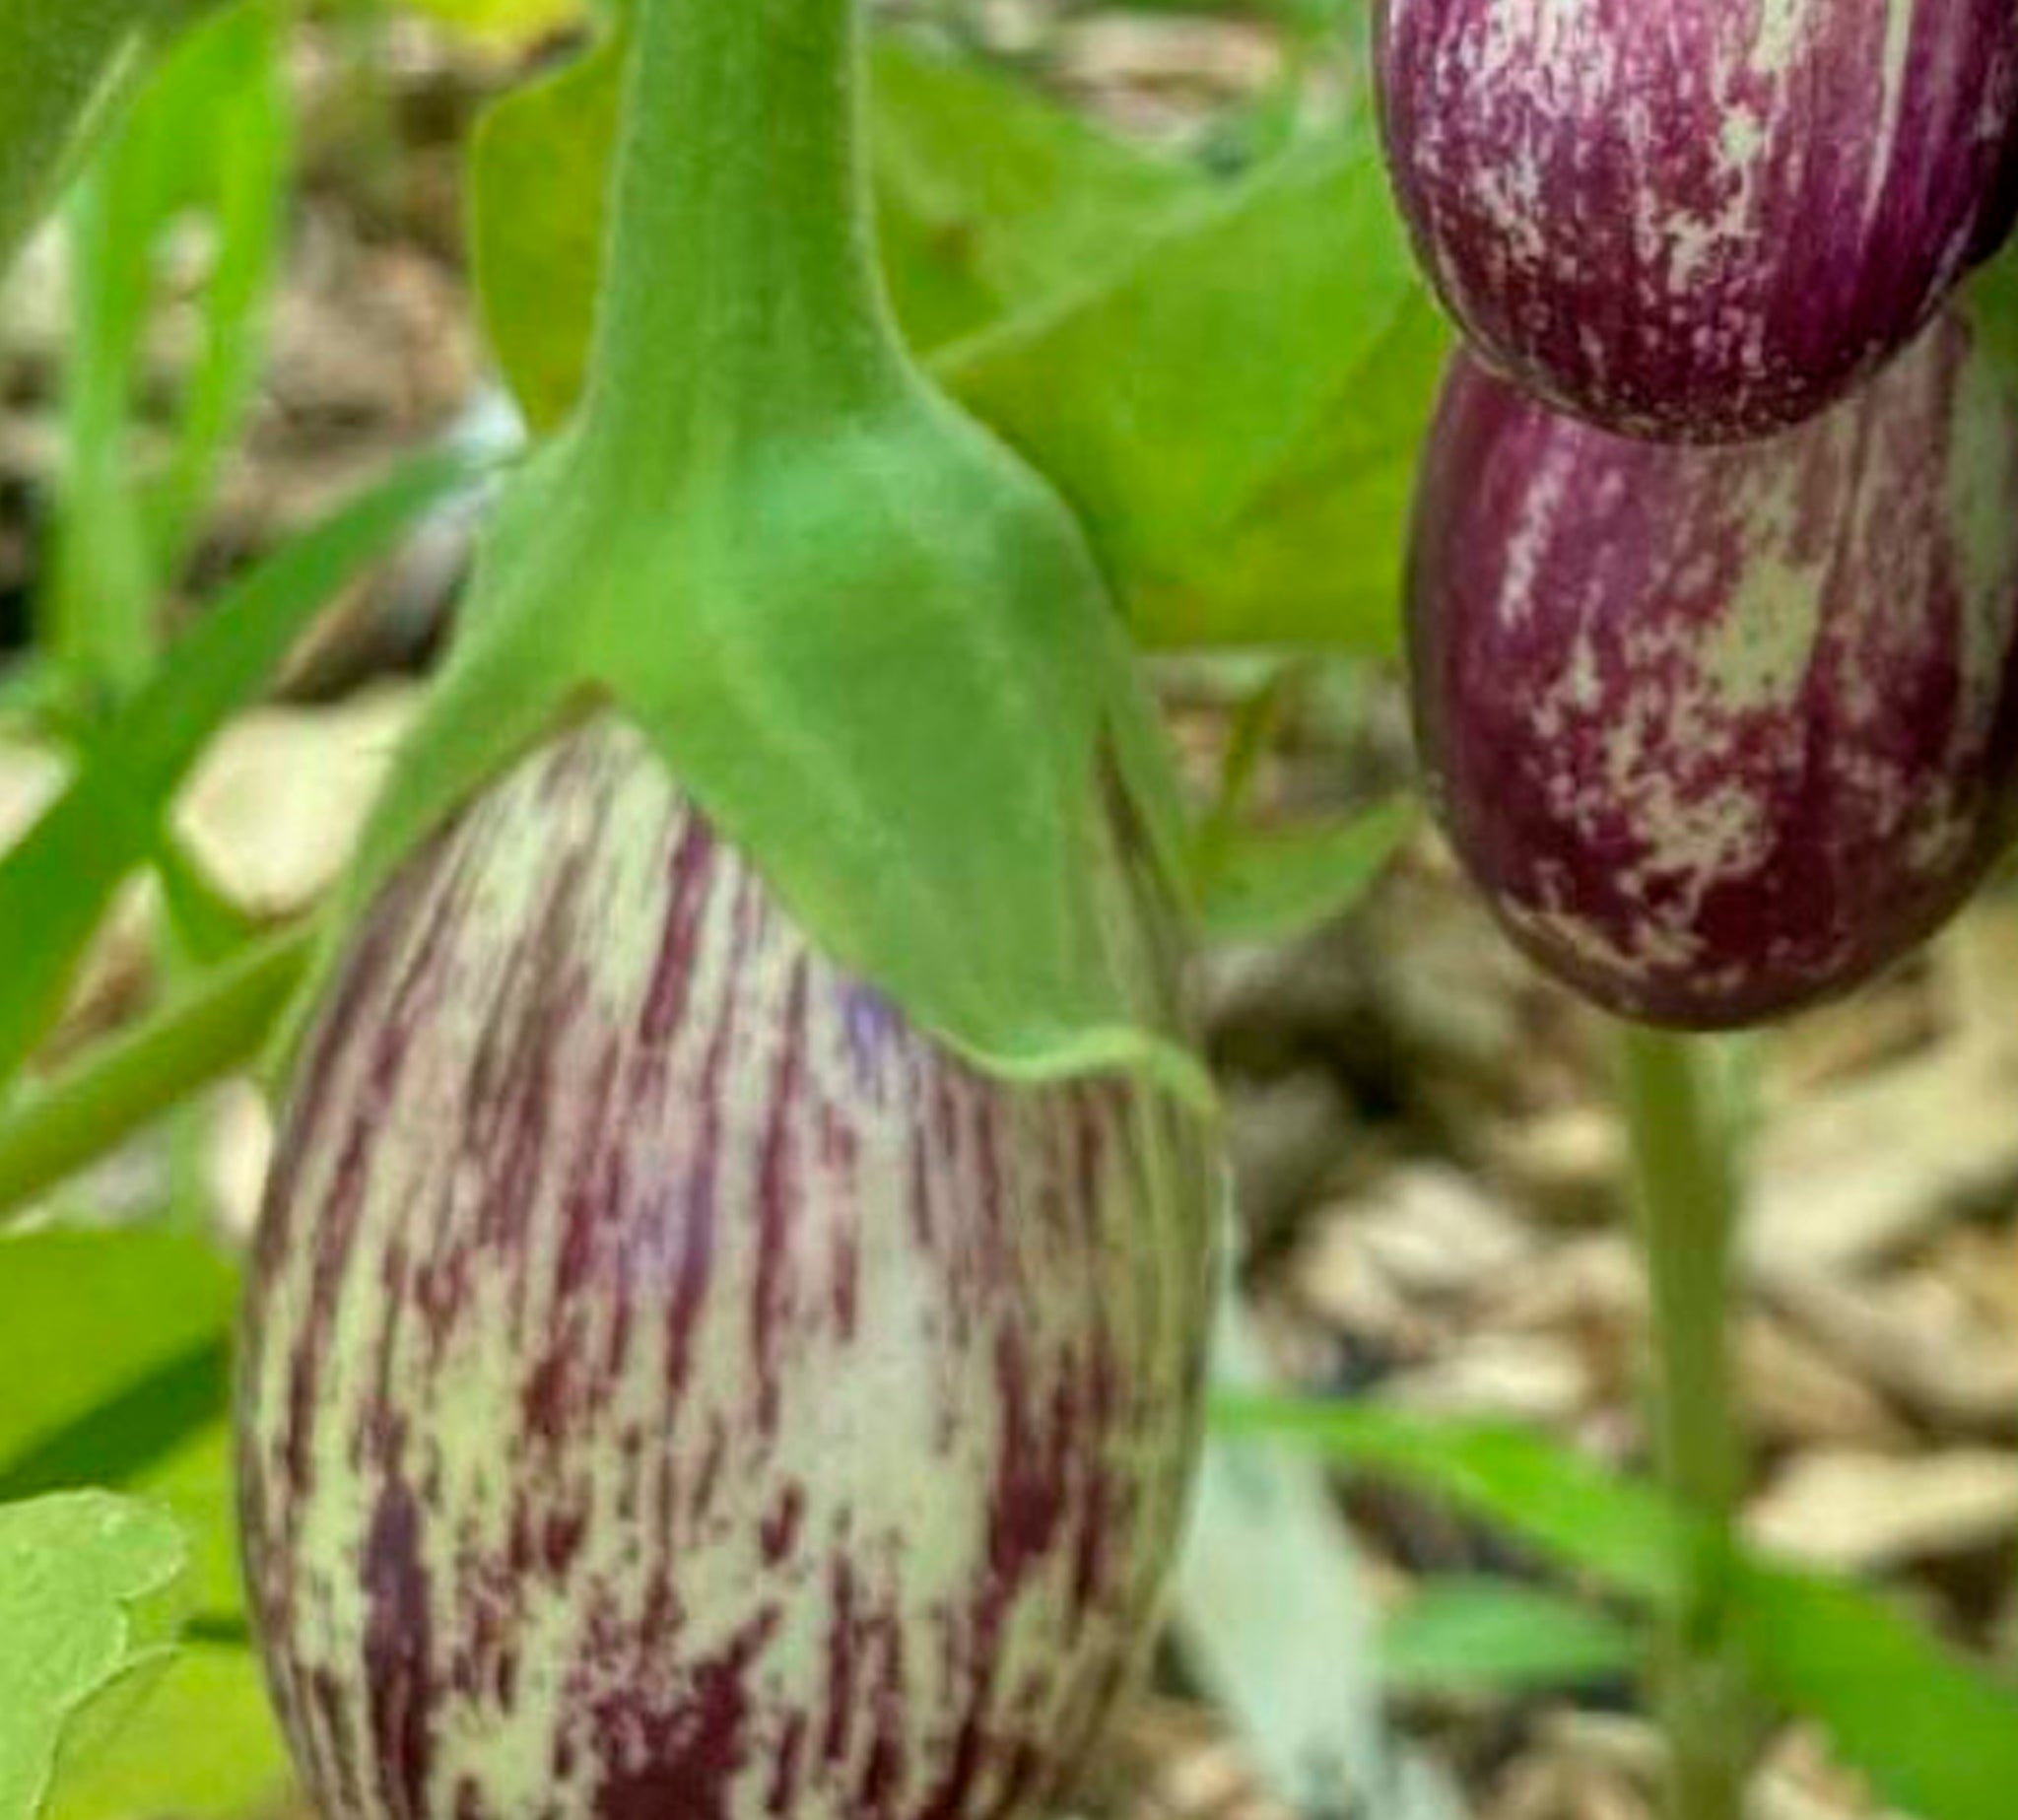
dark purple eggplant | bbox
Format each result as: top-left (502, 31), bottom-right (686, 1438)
top-left (235, 718), bottom-right (1217, 1820)
top-left (1374, 0), bottom-right (2018, 442)
top-left (1407, 311), bottom-right (2018, 1028)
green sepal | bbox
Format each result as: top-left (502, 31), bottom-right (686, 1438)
top-left (290, 0), bottom-right (1218, 1110)
top-left (299, 396), bottom-right (1218, 1109)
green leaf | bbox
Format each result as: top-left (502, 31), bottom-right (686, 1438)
top-left (941, 133), bottom-right (1446, 651)
top-left (150, 834), bottom-right (262, 968)
top-left (0, 1229), bottom-right (236, 1486)
top-left (1215, 1396), bottom-right (1689, 1607)
top-left (0, 1235), bottom-right (246, 1640)
top-left (0, 0), bottom-right (217, 280)
top-left (1179, 1294), bottom-right (1459, 1816)
top-left (1964, 248), bottom-right (2018, 383)
top-left (466, 25), bottom-right (620, 433)
top-left (0, 1346), bottom-right (230, 1518)
top-left (51, 0), bottom-right (291, 690)
top-left (1726, 1560), bottom-right (2018, 1820)
top-left (122, 1428), bottom-right (240, 1625)
top-left (0, 449), bottom-right (475, 1102)
top-left (141, 1), bottom-right (291, 574)
top-left (1196, 796), bottom-right (1415, 945)
top-left (1227, 1394), bottom-right (2018, 1820)
top-left (0, 1492), bottom-right (186, 1820)
top-left (0, 1234), bottom-right (247, 1640)
top-left (42, 1644), bottom-right (288, 1820)
top-left (404, 0), bottom-right (580, 46)
top-left (1380, 1578), bottom-right (1642, 1697)
top-left (869, 37), bottom-right (1201, 353)
top-left (0, 927), bottom-right (313, 1226)
top-left (0, 1234), bottom-right (243, 1662)
top-left (469, 29), bottom-right (1203, 434)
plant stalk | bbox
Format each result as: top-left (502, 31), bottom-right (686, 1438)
top-left (1617, 1024), bottom-right (1749, 1820)
top-left (0, 923), bottom-right (310, 1226)
top-left (580, 0), bottom-right (905, 482)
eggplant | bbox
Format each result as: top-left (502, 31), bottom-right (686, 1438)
top-left (1407, 311), bottom-right (2018, 1028)
top-left (1374, 0), bottom-right (2018, 441)
top-left (235, 718), bottom-right (1217, 1820)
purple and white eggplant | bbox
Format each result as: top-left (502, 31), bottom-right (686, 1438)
top-left (1406, 311), bottom-right (2018, 1028)
top-left (235, 719), bottom-right (1217, 1820)
top-left (1374, 0), bottom-right (2018, 442)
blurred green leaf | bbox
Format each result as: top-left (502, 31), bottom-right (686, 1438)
top-left (0, 927), bottom-right (312, 1225)
top-left (1181, 1295), bottom-right (1466, 1819)
top-left (1103, 0), bottom-right (1362, 21)
top-left (1728, 1561), bottom-right (2018, 1820)
top-left (0, 0), bottom-right (216, 279)
top-left (151, 835), bottom-right (262, 969)
top-left (1380, 1578), bottom-right (1642, 1697)
top-left (943, 133), bottom-right (1445, 651)
top-left (1965, 249), bottom-right (2018, 380)
top-left (124, 1428), bottom-right (239, 1625)
top-left (1230, 1395), bottom-right (2018, 1820)
top-left (0, 1347), bottom-right (230, 1516)
top-left (1215, 1397), bottom-right (1688, 1606)
top-left (43, 1643), bottom-right (287, 1820)
top-left (0, 1245), bottom-right (261, 1812)
top-left (0, 1229), bottom-right (235, 1483)
top-left (470, 29), bottom-right (1204, 433)
top-left (870, 37), bottom-right (1201, 351)
top-left (0, 1233), bottom-right (246, 1651)
top-left (466, 24), bottom-right (619, 433)
top-left (145, 3), bottom-right (290, 574)
top-left (469, 35), bottom-right (1436, 652)
top-left (0, 449), bottom-right (475, 1101)
top-left (0, 1), bottom-right (133, 270)
top-left (0, 1227), bottom-right (241, 1706)
top-left (51, 0), bottom-right (291, 691)
top-left (0, 1492), bottom-right (186, 1820)
top-left (1196, 796), bottom-right (1414, 945)
top-left (404, 0), bottom-right (579, 46)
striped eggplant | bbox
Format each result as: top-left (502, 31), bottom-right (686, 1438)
top-left (1406, 311), bottom-right (2018, 1028)
top-left (235, 718), bottom-right (1218, 1820)
top-left (1374, 0), bottom-right (2018, 442)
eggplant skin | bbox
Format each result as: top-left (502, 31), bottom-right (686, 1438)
top-left (235, 720), bottom-right (1218, 1820)
top-left (1375, 0), bottom-right (2018, 443)
top-left (1407, 312), bottom-right (2018, 1030)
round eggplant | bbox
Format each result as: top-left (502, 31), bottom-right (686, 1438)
top-left (1407, 312), bottom-right (2018, 1028)
top-left (235, 719), bottom-right (1218, 1820)
top-left (1374, 0), bottom-right (2018, 441)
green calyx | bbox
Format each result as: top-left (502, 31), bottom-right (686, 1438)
top-left (310, 0), bottom-right (1215, 1108)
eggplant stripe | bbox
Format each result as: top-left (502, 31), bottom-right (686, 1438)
top-left (1408, 311), bottom-right (2018, 1026)
top-left (1378, 0), bottom-right (2018, 439)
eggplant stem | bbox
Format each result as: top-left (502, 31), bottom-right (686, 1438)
top-left (1617, 1023), bottom-right (1751, 1820)
top-left (579, 0), bottom-right (908, 481)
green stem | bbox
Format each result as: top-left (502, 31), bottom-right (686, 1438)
top-left (0, 923), bottom-right (310, 1225)
top-left (154, 828), bottom-right (262, 967)
top-left (580, 0), bottom-right (905, 483)
top-left (1618, 1024), bottom-right (1750, 1820)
